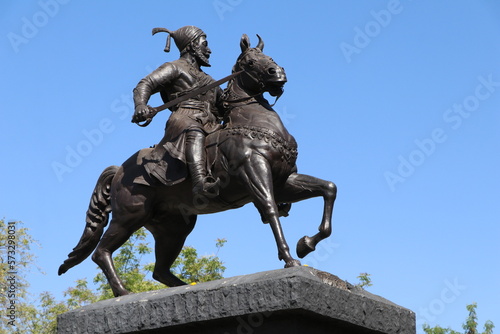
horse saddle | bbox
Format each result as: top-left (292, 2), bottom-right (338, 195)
top-left (133, 145), bottom-right (188, 187)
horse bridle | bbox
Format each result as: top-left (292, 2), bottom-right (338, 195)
top-left (223, 49), bottom-right (283, 106)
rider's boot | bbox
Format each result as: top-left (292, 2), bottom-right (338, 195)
top-left (185, 130), bottom-right (220, 197)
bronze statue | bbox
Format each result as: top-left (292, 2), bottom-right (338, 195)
top-left (59, 31), bottom-right (337, 298)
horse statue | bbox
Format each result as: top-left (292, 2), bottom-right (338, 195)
top-left (59, 34), bottom-right (337, 297)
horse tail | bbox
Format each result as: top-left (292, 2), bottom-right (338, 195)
top-left (58, 165), bottom-right (119, 275)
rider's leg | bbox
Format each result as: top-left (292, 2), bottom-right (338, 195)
top-left (185, 129), bottom-right (219, 196)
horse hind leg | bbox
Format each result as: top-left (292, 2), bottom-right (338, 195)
top-left (145, 214), bottom-right (197, 287)
top-left (276, 173), bottom-right (337, 259)
top-left (91, 214), bottom-right (146, 297)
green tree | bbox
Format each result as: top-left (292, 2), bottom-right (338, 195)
top-left (0, 219), bottom-right (43, 333)
top-left (423, 303), bottom-right (494, 334)
top-left (355, 272), bottom-right (373, 288)
top-left (353, 273), bottom-right (494, 334)
top-left (171, 238), bottom-right (226, 284)
top-left (0, 220), bottom-right (37, 301)
top-left (18, 293), bottom-right (68, 334)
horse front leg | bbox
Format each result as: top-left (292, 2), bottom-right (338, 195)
top-left (239, 156), bottom-right (301, 268)
top-left (275, 173), bottom-right (337, 259)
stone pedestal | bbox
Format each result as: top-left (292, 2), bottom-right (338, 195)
top-left (57, 267), bottom-right (415, 334)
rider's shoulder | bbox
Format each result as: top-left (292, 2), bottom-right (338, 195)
top-left (168, 59), bottom-right (190, 71)
top-left (147, 61), bottom-right (183, 81)
top-left (155, 61), bottom-right (181, 73)
top-left (152, 59), bottom-right (210, 81)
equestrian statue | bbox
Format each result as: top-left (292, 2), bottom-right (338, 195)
top-left (59, 26), bottom-right (337, 297)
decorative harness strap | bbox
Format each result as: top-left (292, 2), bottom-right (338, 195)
top-left (222, 125), bottom-right (298, 165)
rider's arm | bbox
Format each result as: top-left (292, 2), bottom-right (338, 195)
top-left (132, 63), bottom-right (179, 122)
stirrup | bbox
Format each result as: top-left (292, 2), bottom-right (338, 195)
top-left (193, 176), bottom-right (220, 197)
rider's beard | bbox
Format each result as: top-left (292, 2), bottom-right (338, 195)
top-left (194, 47), bottom-right (211, 67)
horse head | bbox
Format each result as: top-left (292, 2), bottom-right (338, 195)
top-left (231, 34), bottom-right (287, 98)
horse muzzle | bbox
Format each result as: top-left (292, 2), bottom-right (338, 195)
top-left (266, 67), bottom-right (287, 97)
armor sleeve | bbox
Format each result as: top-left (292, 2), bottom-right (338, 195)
top-left (133, 62), bottom-right (179, 108)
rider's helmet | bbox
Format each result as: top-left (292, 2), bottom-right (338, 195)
top-left (152, 25), bottom-right (205, 54)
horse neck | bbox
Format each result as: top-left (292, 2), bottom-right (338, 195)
top-left (224, 80), bottom-right (290, 138)
top-left (226, 78), bottom-right (260, 102)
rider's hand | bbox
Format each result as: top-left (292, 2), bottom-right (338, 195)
top-left (132, 105), bottom-right (152, 123)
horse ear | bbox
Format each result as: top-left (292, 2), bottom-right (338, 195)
top-left (256, 34), bottom-right (264, 51)
top-left (240, 34), bottom-right (250, 52)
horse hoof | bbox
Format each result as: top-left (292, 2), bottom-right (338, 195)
top-left (153, 272), bottom-right (188, 287)
top-left (296, 236), bottom-right (315, 258)
top-left (284, 259), bottom-right (301, 268)
top-left (114, 289), bottom-right (130, 297)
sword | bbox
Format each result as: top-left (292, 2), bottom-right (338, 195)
top-left (133, 70), bottom-right (244, 127)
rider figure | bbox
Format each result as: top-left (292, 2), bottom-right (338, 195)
top-left (132, 26), bottom-right (221, 196)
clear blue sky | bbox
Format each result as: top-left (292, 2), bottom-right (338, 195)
top-left (1, 1), bottom-right (499, 332)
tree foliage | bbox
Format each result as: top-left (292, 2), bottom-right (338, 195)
top-left (355, 272), bottom-right (373, 289)
top-left (0, 220), bottom-right (38, 303)
top-left (171, 238), bottom-right (226, 284)
top-left (423, 303), bottom-right (494, 334)
top-left (353, 273), bottom-right (494, 334)
top-left (0, 219), bottom-right (43, 333)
